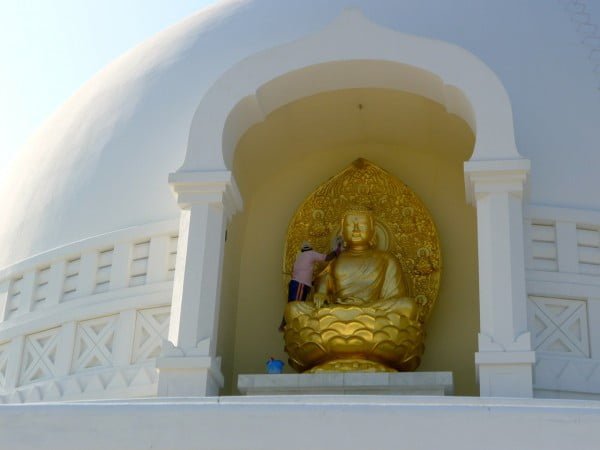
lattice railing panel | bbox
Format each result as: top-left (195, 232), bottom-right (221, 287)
top-left (63, 257), bottom-right (81, 301)
top-left (130, 240), bottom-right (150, 287)
top-left (95, 247), bottom-right (114, 294)
top-left (132, 306), bottom-right (170, 363)
top-left (167, 235), bottom-right (178, 281)
top-left (529, 296), bottom-right (590, 357)
top-left (0, 341), bottom-right (9, 389)
top-left (20, 327), bottom-right (60, 385)
top-left (71, 315), bottom-right (118, 372)
top-left (577, 226), bottom-right (600, 276)
top-left (530, 222), bottom-right (558, 272)
top-left (32, 266), bottom-right (51, 311)
top-left (5, 276), bottom-right (24, 319)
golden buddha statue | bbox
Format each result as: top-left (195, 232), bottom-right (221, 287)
top-left (282, 159), bottom-right (441, 373)
top-left (312, 208), bottom-right (415, 315)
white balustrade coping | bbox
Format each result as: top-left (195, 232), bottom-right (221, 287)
top-left (0, 282), bottom-right (172, 341)
top-left (0, 219), bottom-right (179, 281)
top-left (0, 219), bottom-right (179, 329)
top-left (525, 205), bottom-right (600, 229)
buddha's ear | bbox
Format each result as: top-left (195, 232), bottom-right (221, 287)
top-left (370, 233), bottom-right (377, 247)
top-left (369, 222), bottom-right (377, 246)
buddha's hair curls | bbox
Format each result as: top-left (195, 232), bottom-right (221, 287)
top-left (342, 205), bottom-right (374, 220)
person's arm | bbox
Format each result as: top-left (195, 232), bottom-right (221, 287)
top-left (325, 239), bottom-right (343, 261)
top-left (325, 250), bottom-right (337, 261)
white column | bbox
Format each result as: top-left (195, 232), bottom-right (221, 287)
top-left (555, 221), bottom-right (579, 273)
top-left (157, 170), bottom-right (242, 397)
top-left (45, 260), bottom-right (66, 307)
top-left (16, 271), bottom-right (36, 315)
top-left (587, 298), bottom-right (600, 360)
top-left (0, 279), bottom-right (10, 322)
top-left (114, 310), bottom-right (137, 366)
top-left (110, 242), bottom-right (132, 290)
top-left (55, 322), bottom-right (77, 377)
top-left (146, 235), bottom-right (170, 284)
top-left (465, 159), bottom-right (535, 398)
top-left (76, 250), bottom-right (98, 297)
top-left (4, 336), bottom-right (24, 390)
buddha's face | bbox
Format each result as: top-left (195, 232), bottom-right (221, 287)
top-left (342, 212), bottom-right (374, 249)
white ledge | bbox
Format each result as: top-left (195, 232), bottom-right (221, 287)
top-left (2, 395), bottom-right (600, 450)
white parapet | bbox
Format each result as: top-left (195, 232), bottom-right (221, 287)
top-left (524, 205), bottom-right (600, 398)
top-left (0, 220), bottom-right (178, 403)
top-left (1, 396), bottom-right (600, 450)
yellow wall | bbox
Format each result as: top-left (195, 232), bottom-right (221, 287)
top-left (221, 88), bottom-right (479, 395)
top-left (216, 212), bottom-right (246, 394)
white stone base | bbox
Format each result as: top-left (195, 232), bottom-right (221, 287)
top-left (157, 356), bottom-right (223, 396)
top-left (237, 372), bottom-right (453, 396)
top-left (476, 351), bottom-right (535, 397)
top-left (3, 396), bottom-right (600, 449)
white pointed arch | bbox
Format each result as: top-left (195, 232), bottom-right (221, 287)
top-left (179, 8), bottom-right (522, 173)
top-left (165, 8), bottom-right (534, 398)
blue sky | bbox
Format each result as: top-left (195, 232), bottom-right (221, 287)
top-left (0, 0), bottom-right (216, 180)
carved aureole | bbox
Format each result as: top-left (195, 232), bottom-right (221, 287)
top-left (282, 159), bottom-right (441, 373)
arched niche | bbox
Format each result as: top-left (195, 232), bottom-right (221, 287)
top-left (180, 8), bottom-right (522, 174)
top-left (225, 87), bottom-right (478, 395)
top-left (163, 8), bottom-right (533, 399)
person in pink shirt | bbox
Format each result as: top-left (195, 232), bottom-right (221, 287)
top-left (279, 241), bottom-right (340, 331)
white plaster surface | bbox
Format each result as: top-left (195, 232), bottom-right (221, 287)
top-left (238, 372), bottom-right (453, 395)
top-left (0, 0), bottom-right (599, 404)
top-left (2, 396), bottom-right (600, 450)
top-left (0, 0), bottom-right (599, 267)
top-left (524, 205), bottom-right (600, 398)
top-left (184, 9), bottom-right (520, 172)
top-left (0, 221), bottom-right (177, 403)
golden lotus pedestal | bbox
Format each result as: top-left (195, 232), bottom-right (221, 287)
top-left (283, 299), bottom-right (425, 373)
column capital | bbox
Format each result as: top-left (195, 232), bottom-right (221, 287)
top-left (464, 159), bottom-right (530, 204)
top-left (168, 170), bottom-right (243, 219)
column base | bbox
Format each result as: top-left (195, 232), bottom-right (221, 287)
top-left (475, 351), bottom-right (535, 398)
top-left (156, 355), bottom-right (224, 397)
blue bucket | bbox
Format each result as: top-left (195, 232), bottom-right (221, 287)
top-left (266, 358), bottom-right (285, 374)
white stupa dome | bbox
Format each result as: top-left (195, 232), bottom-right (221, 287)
top-left (1, 0), bottom-right (598, 268)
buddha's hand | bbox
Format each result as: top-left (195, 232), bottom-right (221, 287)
top-left (313, 293), bottom-right (329, 309)
top-left (336, 296), bottom-right (365, 306)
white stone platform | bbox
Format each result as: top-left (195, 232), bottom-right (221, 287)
top-left (237, 372), bottom-right (453, 395)
top-left (3, 396), bottom-right (600, 449)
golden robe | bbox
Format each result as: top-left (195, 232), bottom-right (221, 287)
top-left (313, 248), bottom-right (415, 319)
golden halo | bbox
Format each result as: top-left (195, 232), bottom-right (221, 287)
top-left (283, 158), bottom-right (441, 321)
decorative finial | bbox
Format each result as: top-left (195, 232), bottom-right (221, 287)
top-left (352, 158), bottom-right (368, 169)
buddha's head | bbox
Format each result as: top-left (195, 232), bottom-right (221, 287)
top-left (342, 207), bottom-right (375, 250)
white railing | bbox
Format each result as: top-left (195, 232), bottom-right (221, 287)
top-left (0, 219), bottom-right (178, 403)
top-left (525, 205), bottom-right (600, 398)
top-left (3, 205), bottom-right (600, 401)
